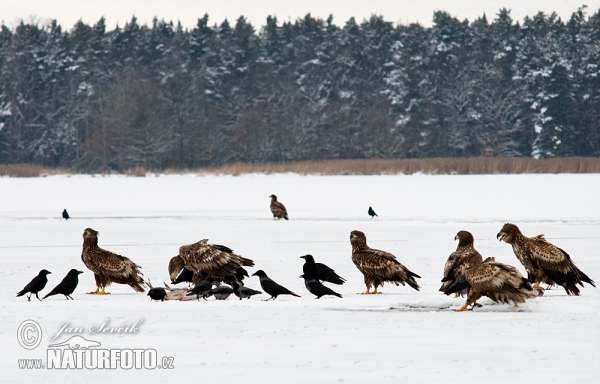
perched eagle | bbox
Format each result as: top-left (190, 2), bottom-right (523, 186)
top-left (81, 228), bottom-right (146, 294)
top-left (350, 230), bottom-right (421, 294)
top-left (173, 239), bottom-right (254, 285)
top-left (444, 257), bottom-right (538, 311)
top-left (497, 223), bottom-right (595, 295)
top-left (269, 194), bottom-right (289, 220)
top-left (439, 231), bottom-right (484, 296)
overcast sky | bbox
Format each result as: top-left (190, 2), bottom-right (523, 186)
top-left (2, 1), bottom-right (598, 30)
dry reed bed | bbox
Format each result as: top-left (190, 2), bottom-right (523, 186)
top-left (2, 157), bottom-right (600, 177)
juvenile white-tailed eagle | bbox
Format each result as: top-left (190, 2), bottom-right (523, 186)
top-left (497, 223), bottom-right (595, 295)
top-left (444, 257), bottom-right (538, 311)
top-left (173, 239), bottom-right (254, 284)
top-left (350, 230), bottom-right (421, 294)
top-left (81, 228), bottom-right (146, 294)
top-left (439, 230), bottom-right (483, 296)
top-left (269, 194), bottom-right (289, 220)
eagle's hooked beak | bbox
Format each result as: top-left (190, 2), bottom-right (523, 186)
top-left (497, 232), bottom-right (505, 242)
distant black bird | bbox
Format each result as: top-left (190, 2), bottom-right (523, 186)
top-left (186, 278), bottom-right (214, 300)
top-left (43, 269), bottom-right (83, 300)
top-left (62, 209), bottom-right (70, 220)
top-left (300, 255), bottom-right (346, 285)
top-left (300, 274), bottom-right (343, 299)
top-left (16, 269), bottom-right (51, 301)
top-left (368, 206), bottom-right (378, 219)
top-left (148, 287), bottom-right (168, 301)
top-left (172, 267), bottom-right (194, 285)
top-left (231, 281), bottom-right (262, 300)
top-left (208, 285), bottom-right (235, 300)
top-left (252, 270), bottom-right (301, 300)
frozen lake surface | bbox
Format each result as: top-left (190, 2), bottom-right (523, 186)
top-left (1, 173), bottom-right (599, 383)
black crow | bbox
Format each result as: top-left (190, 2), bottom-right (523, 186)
top-left (17, 270), bottom-right (51, 301)
top-left (186, 278), bottom-right (214, 300)
top-left (148, 287), bottom-right (168, 301)
top-left (43, 269), bottom-right (83, 300)
top-left (300, 255), bottom-right (346, 285)
top-left (62, 209), bottom-right (70, 220)
top-left (252, 270), bottom-right (300, 300)
top-left (208, 285), bottom-right (234, 300)
top-left (231, 281), bottom-right (262, 300)
top-left (300, 274), bottom-right (343, 299)
top-left (172, 267), bottom-right (194, 285)
top-left (368, 206), bottom-right (378, 219)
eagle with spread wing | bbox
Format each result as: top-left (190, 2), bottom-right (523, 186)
top-left (269, 194), bottom-right (289, 220)
top-left (444, 257), bottom-right (538, 311)
top-left (172, 239), bottom-right (254, 284)
top-left (81, 228), bottom-right (146, 294)
top-left (350, 230), bottom-right (421, 294)
top-left (497, 223), bottom-right (595, 295)
top-left (439, 231), bottom-right (483, 296)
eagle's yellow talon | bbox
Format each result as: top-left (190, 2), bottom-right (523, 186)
top-left (453, 304), bottom-right (471, 312)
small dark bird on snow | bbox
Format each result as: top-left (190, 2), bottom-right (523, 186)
top-left (148, 287), bottom-right (168, 301)
top-left (208, 285), bottom-right (235, 300)
top-left (252, 270), bottom-right (300, 300)
top-left (62, 209), bottom-right (70, 220)
top-left (43, 269), bottom-right (83, 300)
top-left (231, 281), bottom-right (262, 300)
top-left (186, 278), bottom-right (214, 300)
top-left (300, 255), bottom-right (346, 285)
top-left (368, 206), bottom-right (378, 219)
top-left (16, 269), bottom-right (51, 301)
top-left (300, 274), bottom-right (343, 299)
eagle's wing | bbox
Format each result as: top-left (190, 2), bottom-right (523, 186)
top-left (271, 201), bottom-right (288, 216)
top-left (525, 236), bottom-right (572, 274)
top-left (83, 247), bottom-right (143, 281)
top-left (352, 248), bottom-right (408, 281)
top-left (179, 241), bottom-right (245, 278)
top-left (467, 262), bottom-right (522, 292)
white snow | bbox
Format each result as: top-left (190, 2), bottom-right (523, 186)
top-left (1, 173), bottom-right (599, 383)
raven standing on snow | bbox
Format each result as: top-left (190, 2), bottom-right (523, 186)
top-left (300, 255), bottom-right (346, 285)
top-left (43, 269), bottom-right (83, 300)
top-left (62, 209), bottom-right (70, 220)
top-left (368, 206), bottom-right (378, 219)
top-left (231, 282), bottom-right (262, 300)
top-left (16, 270), bottom-right (51, 301)
top-left (300, 274), bottom-right (343, 299)
top-left (252, 270), bottom-right (300, 300)
top-left (186, 278), bottom-right (214, 300)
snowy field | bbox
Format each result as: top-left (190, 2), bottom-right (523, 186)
top-left (1, 173), bottom-right (599, 383)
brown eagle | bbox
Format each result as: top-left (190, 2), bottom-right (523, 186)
top-left (269, 194), bottom-right (289, 220)
top-left (439, 230), bottom-right (484, 296)
top-left (444, 257), bottom-right (538, 311)
top-left (350, 230), bottom-right (421, 294)
top-left (81, 228), bottom-right (146, 294)
top-left (172, 239), bottom-right (254, 284)
top-left (497, 223), bottom-right (595, 295)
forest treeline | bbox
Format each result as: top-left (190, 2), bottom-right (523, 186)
top-left (0, 7), bottom-right (599, 172)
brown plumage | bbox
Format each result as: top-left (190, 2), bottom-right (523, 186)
top-left (439, 231), bottom-right (484, 295)
top-left (444, 257), bottom-right (538, 311)
top-left (269, 194), bottom-right (289, 220)
top-left (497, 223), bottom-right (595, 295)
top-left (175, 239), bottom-right (254, 284)
top-left (81, 228), bottom-right (146, 294)
top-left (350, 230), bottom-right (421, 294)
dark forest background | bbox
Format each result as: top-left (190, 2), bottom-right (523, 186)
top-left (0, 7), bottom-right (599, 172)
